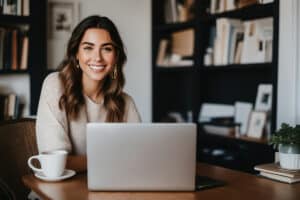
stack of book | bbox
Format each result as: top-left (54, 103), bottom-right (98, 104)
top-left (0, 93), bottom-right (20, 120)
top-left (208, 17), bottom-right (273, 66)
top-left (156, 29), bottom-right (195, 67)
top-left (0, 27), bottom-right (29, 71)
top-left (254, 163), bottom-right (300, 184)
top-left (164, 0), bottom-right (195, 23)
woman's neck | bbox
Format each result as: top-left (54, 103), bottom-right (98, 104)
top-left (82, 78), bottom-right (103, 103)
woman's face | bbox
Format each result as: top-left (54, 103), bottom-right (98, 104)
top-left (76, 28), bottom-right (116, 86)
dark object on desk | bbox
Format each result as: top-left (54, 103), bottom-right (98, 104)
top-left (195, 176), bottom-right (226, 190)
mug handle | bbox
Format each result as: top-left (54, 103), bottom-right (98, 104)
top-left (27, 155), bottom-right (43, 173)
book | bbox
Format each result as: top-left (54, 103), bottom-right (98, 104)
top-left (198, 103), bottom-right (235, 123)
top-left (259, 171), bottom-right (300, 184)
top-left (259, 0), bottom-right (274, 4)
top-left (0, 27), bottom-right (5, 70)
top-left (230, 27), bottom-right (244, 64)
top-left (202, 124), bottom-right (236, 136)
top-left (11, 29), bottom-right (18, 70)
top-left (20, 34), bottom-right (29, 70)
top-left (214, 18), bottom-right (243, 65)
top-left (254, 163), bottom-right (300, 178)
top-left (7, 93), bottom-right (17, 119)
top-left (238, 0), bottom-right (258, 8)
top-left (22, 0), bottom-right (30, 16)
top-left (201, 117), bottom-right (238, 136)
top-left (164, 0), bottom-right (178, 23)
top-left (156, 39), bottom-right (169, 66)
top-left (241, 17), bottom-right (273, 64)
top-left (171, 28), bottom-right (194, 56)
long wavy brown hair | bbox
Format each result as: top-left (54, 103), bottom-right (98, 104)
top-left (58, 15), bottom-right (127, 122)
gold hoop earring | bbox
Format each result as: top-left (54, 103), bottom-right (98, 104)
top-left (112, 66), bottom-right (117, 79)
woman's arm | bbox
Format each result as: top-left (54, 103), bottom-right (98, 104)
top-left (66, 155), bottom-right (87, 173)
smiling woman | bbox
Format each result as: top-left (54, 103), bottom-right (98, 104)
top-left (77, 28), bottom-right (116, 88)
top-left (36, 15), bottom-right (141, 173)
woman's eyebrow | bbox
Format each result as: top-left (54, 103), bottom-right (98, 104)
top-left (81, 42), bottom-right (94, 46)
top-left (101, 42), bottom-right (114, 47)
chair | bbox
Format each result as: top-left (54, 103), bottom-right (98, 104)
top-left (0, 118), bottom-right (38, 200)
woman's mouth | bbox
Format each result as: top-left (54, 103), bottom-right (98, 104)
top-left (89, 64), bottom-right (105, 72)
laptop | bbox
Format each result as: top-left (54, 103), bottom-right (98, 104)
top-left (86, 123), bottom-right (197, 191)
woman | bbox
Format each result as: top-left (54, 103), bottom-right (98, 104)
top-left (36, 15), bottom-right (141, 172)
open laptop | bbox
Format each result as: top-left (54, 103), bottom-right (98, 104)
top-left (86, 123), bottom-right (197, 191)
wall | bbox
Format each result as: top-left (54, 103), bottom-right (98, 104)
top-left (277, 0), bottom-right (300, 127)
top-left (47, 0), bottom-right (152, 122)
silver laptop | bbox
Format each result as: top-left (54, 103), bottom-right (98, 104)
top-left (86, 123), bottom-right (197, 191)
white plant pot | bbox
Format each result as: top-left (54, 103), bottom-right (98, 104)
top-left (279, 152), bottom-right (300, 170)
top-left (278, 144), bottom-right (300, 170)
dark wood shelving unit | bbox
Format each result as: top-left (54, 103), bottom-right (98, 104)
top-left (154, 20), bottom-right (196, 32)
top-left (0, 69), bottom-right (29, 74)
top-left (199, 3), bottom-right (274, 22)
top-left (0, 0), bottom-right (47, 115)
top-left (156, 66), bottom-right (195, 73)
top-left (199, 63), bottom-right (273, 71)
top-left (200, 131), bottom-right (269, 145)
top-left (0, 15), bottom-right (31, 24)
top-left (152, 0), bottom-right (279, 173)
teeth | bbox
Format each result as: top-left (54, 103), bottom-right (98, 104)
top-left (89, 65), bottom-right (105, 70)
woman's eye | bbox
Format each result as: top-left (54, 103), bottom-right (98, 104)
top-left (102, 47), bottom-right (113, 52)
top-left (83, 46), bottom-right (93, 51)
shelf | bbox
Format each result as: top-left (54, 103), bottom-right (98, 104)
top-left (155, 66), bottom-right (195, 73)
top-left (200, 3), bottom-right (274, 22)
top-left (0, 15), bottom-right (31, 25)
top-left (152, 0), bottom-right (278, 173)
top-left (0, 69), bottom-right (29, 75)
top-left (199, 63), bottom-right (273, 71)
top-left (154, 20), bottom-right (196, 32)
top-left (200, 132), bottom-right (269, 145)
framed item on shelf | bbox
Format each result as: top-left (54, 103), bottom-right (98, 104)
top-left (48, 0), bottom-right (80, 39)
top-left (255, 84), bottom-right (273, 111)
top-left (234, 101), bottom-right (253, 135)
top-left (247, 111), bottom-right (267, 138)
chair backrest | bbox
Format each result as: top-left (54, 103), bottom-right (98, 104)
top-left (0, 118), bottom-right (37, 200)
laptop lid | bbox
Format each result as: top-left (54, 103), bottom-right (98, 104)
top-left (86, 123), bottom-right (197, 191)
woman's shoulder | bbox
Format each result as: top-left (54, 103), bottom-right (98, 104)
top-left (122, 92), bottom-right (138, 109)
top-left (43, 72), bottom-right (60, 84)
top-left (122, 93), bottom-right (141, 122)
top-left (122, 92), bottom-right (134, 103)
top-left (41, 72), bottom-right (63, 95)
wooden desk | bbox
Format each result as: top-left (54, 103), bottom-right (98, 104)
top-left (23, 163), bottom-right (300, 200)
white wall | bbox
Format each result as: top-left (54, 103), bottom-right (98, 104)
top-left (277, 0), bottom-right (300, 128)
top-left (47, 0), bottom-right (152, 122)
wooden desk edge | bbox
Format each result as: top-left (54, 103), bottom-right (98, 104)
top-left (22, 175), bottom-right (54, 200)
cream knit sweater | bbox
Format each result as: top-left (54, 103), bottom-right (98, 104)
top-left (36, 72), bottom-right (141, 155)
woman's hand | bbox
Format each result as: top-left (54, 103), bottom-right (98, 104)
top-left (66, 155), bottom-right (87, 173)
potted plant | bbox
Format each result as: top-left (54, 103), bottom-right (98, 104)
top-left (270, 123), bottom-right (300, 170)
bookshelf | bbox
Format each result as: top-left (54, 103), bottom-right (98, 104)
top-left (152, 0), bottom-right (278, 173)
top-left (0, 0), bottom-right (47, 117)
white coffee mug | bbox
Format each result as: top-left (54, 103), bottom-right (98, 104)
top-left (27, 150), bottom-right (68, 178)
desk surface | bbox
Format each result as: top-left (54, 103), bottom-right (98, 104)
top-left (23, 163), bottom-right (300, 200)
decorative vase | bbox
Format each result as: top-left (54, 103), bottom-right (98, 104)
top-left (278, 144), bottom-right (300, 170)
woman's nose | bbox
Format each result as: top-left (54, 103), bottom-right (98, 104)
top-left (94, 50), bottom-right (103, 62)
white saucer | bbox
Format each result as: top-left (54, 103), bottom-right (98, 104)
top-left (34, 169), bottom-right (76, 182)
